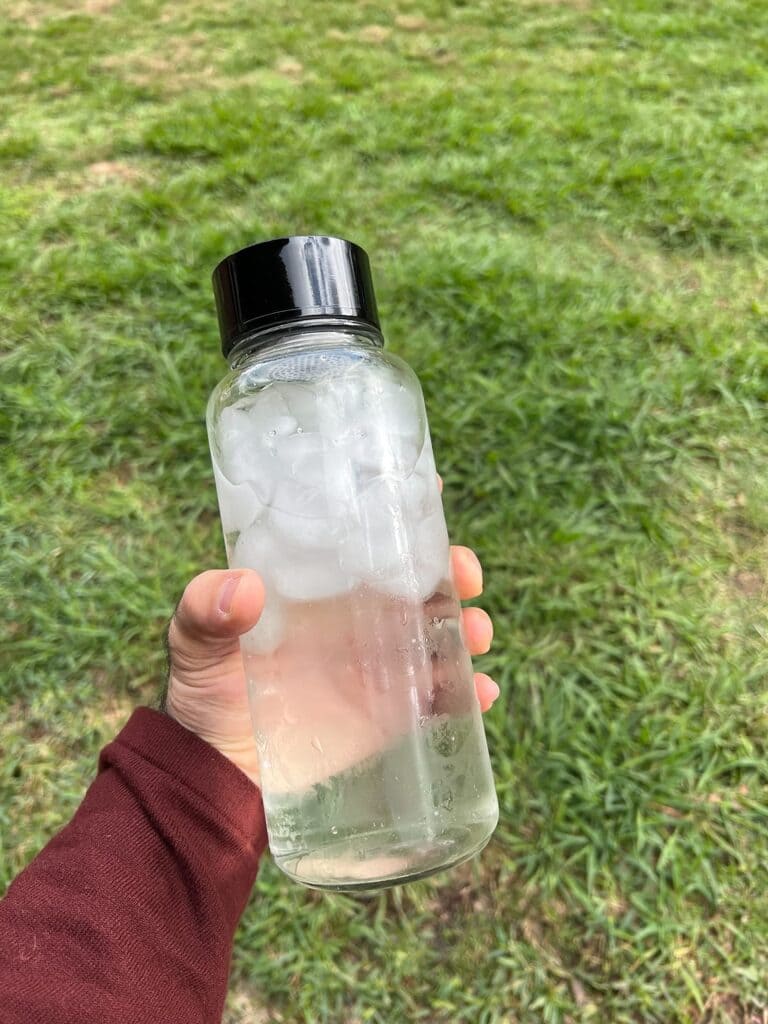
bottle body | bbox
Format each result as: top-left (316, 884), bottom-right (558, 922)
top-left (207, 325), bottom-right (498, 890)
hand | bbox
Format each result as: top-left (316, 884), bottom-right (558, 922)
top-left (165, 547), bottom-right (499, 786)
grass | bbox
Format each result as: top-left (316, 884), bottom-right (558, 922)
top-left (2, 0), bottom-right (768, 1020)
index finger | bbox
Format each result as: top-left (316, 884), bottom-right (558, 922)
top-left (450, 545), bottom-right (483, 600)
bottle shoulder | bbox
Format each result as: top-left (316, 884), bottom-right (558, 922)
top-left (209, 330), bottom-right (420, 414)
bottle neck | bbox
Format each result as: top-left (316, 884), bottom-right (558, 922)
top-left (227, 318), bottom-right (384, 370)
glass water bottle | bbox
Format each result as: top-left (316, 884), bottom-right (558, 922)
top-left (207, 236), bottom-right (498, 890)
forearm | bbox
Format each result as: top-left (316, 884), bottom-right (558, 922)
top-left (0, 708), bottom-right (267, 1024)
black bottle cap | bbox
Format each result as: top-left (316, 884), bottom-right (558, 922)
top-left (212, 235), bottom-right (381, 358)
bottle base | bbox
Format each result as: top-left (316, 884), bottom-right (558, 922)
top-left (273, 819), bottom-right (496, 893)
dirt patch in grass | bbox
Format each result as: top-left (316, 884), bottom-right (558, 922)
top-left (83, 0), bottom-right (119, 12)
top-left (97, 36), bottom-right (307, 95)
top-left (223, 988), bottom-right (273, 1024)
top-left (700, 993), bottom-right (768, 1023)
top-left (520, 0), bottom-right (591, 8)
top-left (728, 569), bottom-right (765, 600)
top-left (9, 0), bottom-right (119, 27)
top-left (98, 35), bottom-right (216, 92)
top-left (359, 25), bottom-right (392, 44)
top-left (274, 57), bottom-right (304, 78)
top-left (85, 160), bottom-right (145, 186)
top-left (83, 691), bottom-right (134, 736)
top-left (394, 14), bottom-right (429, 31)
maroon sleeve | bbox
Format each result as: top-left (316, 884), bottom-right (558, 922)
top-left (0, 708), bottom-right (268, 1024)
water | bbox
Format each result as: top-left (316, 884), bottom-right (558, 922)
top-left (264, 713), bottom-right (498, 890)
top-left (241, 585), bottom-right (498, 890)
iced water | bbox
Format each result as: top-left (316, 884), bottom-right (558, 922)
top-left (210, 356), bottom-right (498, 887)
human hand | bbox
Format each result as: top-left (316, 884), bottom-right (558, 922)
top-left (164, 547), bottom-right (499, 787)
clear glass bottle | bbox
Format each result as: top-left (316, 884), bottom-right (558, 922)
top-left (207, 236), bottom-right (498, 891)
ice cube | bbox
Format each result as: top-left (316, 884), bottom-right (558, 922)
top-left (281, 381), bottom-right (329, 435)
top-left (341, 464), bottom-right (450, 600)
top-left (270, 477), bottom-right (326, 518)
top-left (270, 432), bottom-right (355, 521)
top-left (272, 549), bottom-right (351, 601)
top-left (243, 384), bottom-right (295, 435)
top-left (267, 415), bottom-right (301, 448)
top-left (215, 391), bottom-right (297, 491)
top-left (276, 431), bottom-right (328, 477)
top-left (231, 520), bottom-right (280, 581)
top-left (240, 597), bottom-right (285, 654)
top-left (280, 361), bottom-right (370, 439)
top-left (402, 461), bottom-right (430, 520)
top-left (357, 376), bottom-right (425, 479)
top-left (403, 436), bottom-right (442, 520)
top-left (361, 513), bottom-right (448, 602)
top-left (339, 427), bottom-right (419, 481)
top-left (415, 510), bottom-right (451, 600)
top-left (235, 512), bottom-right (350, 600)
top-left (269, 502), bottom-right (346, 549)
top-left (412, 431), bottom-right (437, 479)
top-left (212, 461), bottom-right (262, 534)
top-left (368, 373), bottom-right (420, 427)
top-left (340, 477), bottom-right (413, 581)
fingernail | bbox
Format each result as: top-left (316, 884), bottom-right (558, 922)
top-left (466, 548), bottom-right (483, 584)
top-left (488, 679), bottom-right (500, 703)
top-left (217, 574), bottom-right (241, 614)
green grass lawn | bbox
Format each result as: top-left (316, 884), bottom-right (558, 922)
top-left (2, 0), bottom-right (768, 1020)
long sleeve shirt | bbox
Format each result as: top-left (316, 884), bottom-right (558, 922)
top-left (0, 707), bottom-right (267, 1024)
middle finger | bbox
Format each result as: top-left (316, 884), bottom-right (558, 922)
top-left (461, 606), bottom-right (493, 655)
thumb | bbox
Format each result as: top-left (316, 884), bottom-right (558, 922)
top-left (168, 569), bottom-right (265, 674)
